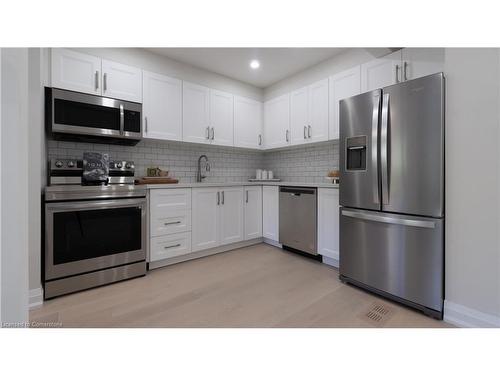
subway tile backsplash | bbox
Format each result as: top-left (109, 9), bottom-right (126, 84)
top-left (47, 139), bottom-right (339, 183)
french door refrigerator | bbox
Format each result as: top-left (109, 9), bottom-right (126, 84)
top-left (339, 73), bottom-right (444, 319)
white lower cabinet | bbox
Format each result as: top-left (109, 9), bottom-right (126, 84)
top-left (244, 186), bottom-right (262, 240)
top-left (262, 186), bottom-right (279, 241)
top-left (192, 186), bottom-right (244, 252)
top-left (150, 232), bottom-right (192, 262)
top-left (317, 188), bottom-right (339, 261)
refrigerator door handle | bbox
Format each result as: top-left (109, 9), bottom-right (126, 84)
top-left (341, 210), bottom-right (436, 229)
top-left (381, 93), bottom-right (390, 205)
top-left (371, 93), bottom-right (381, 204)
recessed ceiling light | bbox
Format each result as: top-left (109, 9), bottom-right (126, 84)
top-left (250, 60), bottom-right (260, 69)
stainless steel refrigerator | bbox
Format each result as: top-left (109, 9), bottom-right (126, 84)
top-left (339, 73), bottom-right (444, 319)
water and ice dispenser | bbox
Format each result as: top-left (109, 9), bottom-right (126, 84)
top-left (346, 135), bottom-right (367, 171)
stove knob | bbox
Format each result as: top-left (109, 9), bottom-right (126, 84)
top-left (125, 163), bottom-right (132, 169)
top-left (67, 161), bottom-right (75, 168)
top-left (116, 162), bottom-right (123, 168)
top-left (55, 161), bottom-right (63, 168)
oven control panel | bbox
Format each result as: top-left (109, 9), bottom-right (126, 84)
top-left (49, 159), bottom-right (136, 185)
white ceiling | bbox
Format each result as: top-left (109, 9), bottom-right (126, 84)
top-left (145, 48), bottom-right (347, 88)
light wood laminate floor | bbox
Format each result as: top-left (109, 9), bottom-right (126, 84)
top-left (30, 244), bottom-right (450, 328)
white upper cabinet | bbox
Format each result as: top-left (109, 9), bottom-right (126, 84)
top-left (401, 48), bottom-right (444, 81)
top-left (290, 86), bottom-right (309, 145)
top-left (307, 78), bottom-right (329, 143)
top-left (182, 82), bottom-right (211, 144)
top-left (101, 59), bottom-right (142, 102)
top-left (290, 79), bottom-right (329, 145)
top-left (329, 66), bottom-right (361, 140)
top-left (244, 186), bottom-right (263, 240)
top-left (142, 71), bottom-right (182, 141)
top-left (209, 89), bottom-right (234, 146)
top-left (219, 187), bottom-right (244, 245)
top-left (234, 96), bottom-right (263, 149)
top-left (264, 93), bottom-right (290, 149)
top-left (361, 49), bottom-right (402, 92)
top-left (51, 48), bottom-right (101, 95)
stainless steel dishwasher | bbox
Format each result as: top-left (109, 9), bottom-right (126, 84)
top-left (279, 186), bottom-right (317, 255)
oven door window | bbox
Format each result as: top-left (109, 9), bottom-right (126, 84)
top-left (54, 98), bottom-right (121, 131)
top-left (52, 207), bottom-right (142, 265)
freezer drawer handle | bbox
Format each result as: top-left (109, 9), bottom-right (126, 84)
top-left (342, 210), bottom-right (436, 228)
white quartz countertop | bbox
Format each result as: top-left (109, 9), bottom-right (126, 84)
top-left (144, 181), bottom-right (339, 189)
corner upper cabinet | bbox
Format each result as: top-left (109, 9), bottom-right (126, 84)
top-left (51, 48), bottom-right (101, 95)
top-left (401, 48), bottom-right (444, 81)
top-left (361, 50), bottom-right (402, 92)
top-left (209, 89), bottom-right (234, 146)
top-left (101, 59), bottom-right (142, 102)
top-left (329, 66), bottom-right (361, 140)
top-left (142, 71), bottom-right (182, 141)
top-left (264, 93), bottom-right (290, 149)
top-left (234, 96), bottom-right (263, 149)
top-left (183, 82), bottom-right (211, 144)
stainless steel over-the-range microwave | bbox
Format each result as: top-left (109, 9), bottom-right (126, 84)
top-left (45, 87), bottom-right (142, 145)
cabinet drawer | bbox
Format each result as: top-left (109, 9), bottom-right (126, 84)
top-left (150, 189), bottom-right (191, 210)
top-left (150, 232), bottom-right (192, 262)
top-left (151, 209), bottom-right (191, 236)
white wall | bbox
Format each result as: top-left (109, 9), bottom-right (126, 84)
top-left (72, 48), bottom-right (264, 101)
top-left (264, 49), bottom-right (374, 100)
top-left (444, 48), bottom-right (500, 326)
top-left (1, 48), bottom-right (29, 325)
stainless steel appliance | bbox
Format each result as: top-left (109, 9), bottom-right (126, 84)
top-left (45, 87), bottom-right (142, 145)
top-left (339, 73), bottom-right (444, 319)
top-left (279, 186), bottom-right (317, 256)
top-left (44, 158), bottom-right (146, 299)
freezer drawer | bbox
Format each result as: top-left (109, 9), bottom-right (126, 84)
top-left (339, 208), bottom-right (443, 312)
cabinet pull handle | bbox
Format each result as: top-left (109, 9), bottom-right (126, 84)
top-left (144, 116), bottom-right (148, 133)
top-left (217, 191), bottom-right (220, 205)
top-left (103, 72), bottom-right (107, 91)
top-left (308, 125), bottom-right (312, 138)
top-left (119, 104), bottom-right (124, 135)
top-left (258, 134), bottom-right (262, 146)
top-left (206, 126), bottom-right (210, 139)
top-left (246, 190), bottom-right (249, 203)
top-left (211, 127), bottom-right (215, 140)
top-left (304, 126), bottom-right (307, 139)
top-left (403, 61), bottom-right (408, 81)
top-left (395, 65), bottom-right (400, 83)
top-left (221, 191), bottom-right (224, 205)
top-left (95, 71), bottom-right (99, 90)
top-left (164, 244), bottom-right (181, 249)
top-left (286, 129), bottom-right (289, 142)
top-left (164, 221), bottom-right (181, 226)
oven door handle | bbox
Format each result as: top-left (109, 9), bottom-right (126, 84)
top-left (46, 198), bottom-right (146, 212)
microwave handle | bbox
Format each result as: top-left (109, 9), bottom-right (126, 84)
top-left (119, 104), bottom-right (124, 134)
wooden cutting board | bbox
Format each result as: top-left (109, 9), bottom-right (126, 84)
top-left (135, 177), bottom-right (179, 185)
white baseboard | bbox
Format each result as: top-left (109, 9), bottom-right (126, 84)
top-left (263, 238), bottom-right (282, 248)
top-left (322, 256), bottom-right (339, 268)
top-left (29, 287), bottom-right (43, 309)
top-left (444, 300), bottom-right (500, 328)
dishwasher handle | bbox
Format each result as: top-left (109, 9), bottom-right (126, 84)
top-left (279, 187), bottom-right (316, 195)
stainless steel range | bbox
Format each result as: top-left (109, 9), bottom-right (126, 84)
top-left (44, 156), bottom-right (146, 299)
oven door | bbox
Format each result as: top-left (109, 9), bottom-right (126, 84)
top-left (50, 88), bottom-right (142, 141)
top-left (45, 198), bottom-right (146, 281)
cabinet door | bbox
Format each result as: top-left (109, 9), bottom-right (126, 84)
top-left (308, 78), bottom-right (329, 143)
top-left (210, 89), bottom-right (234, 146)
top-left (329, 66), bottom-right (361, 140)
top-left (401, 48), bottom-right (444, 81)
top-left (51, 48), bottom-right (101, 95)
top-left (192, 188), bottom-right (219, 252)
top-left (264, 94), bottom-right (290, 149)
top-left (244, 186), bottom-right (263, 240)
top-left (262, 186), bottom-right (279, 241)
top-left (143, 71), bottom-right (182, 141)
top-left (101, 59), bottom-right (142, 102)
top-left (219, 187), bottom-right (244, 245)
top-left (290, 86), bottom-right (309, 145)
top-left (317, 188), bottom-right (339, 261)
top-left (234, 96), bottom-right (263, 149)
top-left (361, 50), bottom-right (402, 92)
top-left (183, 82), bottom-right (210, 144)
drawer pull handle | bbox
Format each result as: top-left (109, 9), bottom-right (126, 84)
top-left (164, 221), bottom-right (181, 225)
top-left (164, 244), bottom-right (181, 249)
